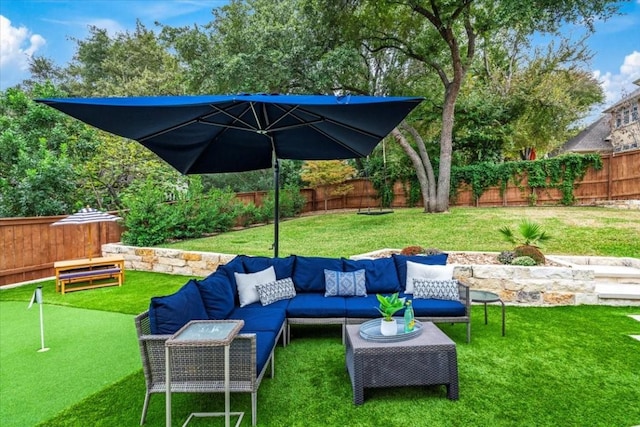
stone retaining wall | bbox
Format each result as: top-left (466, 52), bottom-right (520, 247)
top-left (102, 243), bottom-right (236, 278)
top-left (103, 244), bottom-right (600, 306)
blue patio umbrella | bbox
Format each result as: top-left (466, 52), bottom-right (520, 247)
top-left (36, 93), bottom-right (422, 256)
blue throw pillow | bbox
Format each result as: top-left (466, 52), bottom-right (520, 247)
top-left (243, 255), bottom-right (295, 279)
top-left (292, 256), bottom-right (343, 292)
top-left (196, 272), bottom-right (235, 319)
top-left (148, 280), bottom-right (208, 335)
top-left (217, 255), bottom-right (246, 304)
top-left (324, 269), bottom-right (367, 297)
top-left (343, 257), bottom-right (401, 293)
top-left (392, 253), bottom-right (449, 291)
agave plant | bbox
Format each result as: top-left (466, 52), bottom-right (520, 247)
top-left (499, 219), bottom-right (551, 248)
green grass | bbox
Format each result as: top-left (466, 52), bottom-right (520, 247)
top-left (164, 207), bottom-right (640, 258)
top-left (0, 302), bottom-right (140, 426)
top-left (1, 207), bottom-right (639, 426)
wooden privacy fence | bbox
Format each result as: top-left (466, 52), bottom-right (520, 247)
top-left (2, 149), bottom-right (638, 286)
top-left (1, 215), bottom-right (123, 286)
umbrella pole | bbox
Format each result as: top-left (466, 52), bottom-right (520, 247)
top-left (273, 157), bottom-right (280, 258)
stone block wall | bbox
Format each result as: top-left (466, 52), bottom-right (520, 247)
top-left (102, 244), bottom-right (235, 278)
top-left (103, 244), bottom-right (601, 306)
top-left (453, 265), bottom-right (597, 306)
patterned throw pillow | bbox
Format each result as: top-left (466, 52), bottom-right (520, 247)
top-left (324, 269), bottom-right (367, 297)
top-left (413, 278), bottom-right (460, 301)
top-left (255, 278), bottom-right (297, 306)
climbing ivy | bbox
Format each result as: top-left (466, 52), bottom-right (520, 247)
top-left (450, 153), bottom-right (602, 205)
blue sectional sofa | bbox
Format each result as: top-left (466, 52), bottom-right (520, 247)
top-left (134, 253), bottom-right (470, 425)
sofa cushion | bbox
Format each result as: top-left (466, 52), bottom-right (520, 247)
top-left (292, 256), bottom-right (343, 292)
top-left (256, 277), bottom-right (297, 305)
top-left (408, 297), bottom-right (466, 317)
top-left (392, 253), bottom-right (448, 291)
top-left (217, 256), bottom-right (247, 304)
top-left (343, 257), bottom-right (401, 293)
top-left (286, 293), bottom-right (346, 317)
top-left (235, 266), bottom-right (277, 307)
top-left (243, 255), bottom-right (295, 279)
top-left (324, 269), bottom-right (367, 297)
top-left (229, 306), bottom-right (286, 334)
top-left (196, 272), bottom-right (235, 319)
top-left (252, 330), bottom-right (278, 375)
top-left (344, 295), bottom-right (382, 318)
top-left (413, 278), bottom-right (460, 301)
top-left (405, 262), bottom-right (454, 294)
top-left (148, 280), bottom-right (208, 335)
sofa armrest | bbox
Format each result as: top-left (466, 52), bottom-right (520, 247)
top-left (457, 279), bottom-right (471, 316)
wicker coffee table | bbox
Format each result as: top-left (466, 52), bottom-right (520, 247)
top-left (345, 321), bottom-right (459, 405)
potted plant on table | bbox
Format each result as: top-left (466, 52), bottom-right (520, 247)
top-left (376, 293), bottom-right (405, 336)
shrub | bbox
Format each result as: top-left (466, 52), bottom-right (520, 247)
top-left (423, 247), bottom-right (443, 256)
top-left (400, 245), bottom-right (425, 255)
top-left (511, 256), bottom-right (537, 266)
top-left (498, 250), bottom-right (516, 265)
top-left (514, 245), bottom-right (546, 265)
top-left (120, 180), bottom-right (173, 246)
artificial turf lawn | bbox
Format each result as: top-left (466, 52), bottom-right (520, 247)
top-left (0, 301), bottom-right (140, 427)
top-left (1, 271), bottom-right (639, 426)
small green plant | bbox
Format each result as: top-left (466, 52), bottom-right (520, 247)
top-left (376, 293), bottom-right (405, 321)
top-left (511, 256), bottom-right (537, 266)
top-left (497, 250), bottom-right (516, 265)
top-left (499, 219), bottom-right (551, 248)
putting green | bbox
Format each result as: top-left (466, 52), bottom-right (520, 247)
top-left (0, 301), bottom-right (140, 427)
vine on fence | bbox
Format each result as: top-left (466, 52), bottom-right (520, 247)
top-left (450, 153), bottom-right (602, 205)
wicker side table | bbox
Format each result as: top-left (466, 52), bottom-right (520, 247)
top-left (345, 322), bottom-right (458, 405)
top-left (165, 320), bottom-right (244, 427)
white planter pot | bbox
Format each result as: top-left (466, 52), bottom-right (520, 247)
top-left (380, 318), bottom-right (397, 336)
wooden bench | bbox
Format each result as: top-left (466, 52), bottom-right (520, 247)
top-left (54, 256), bottom-right (125, 294)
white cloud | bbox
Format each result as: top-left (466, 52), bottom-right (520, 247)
top-left (593, 50), bottom-right (640, 108)
top-left (0, 15), bottom-right (45, 88)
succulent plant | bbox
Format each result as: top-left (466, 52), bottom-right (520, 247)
top-left (511, 256), bottom-right (537, 266)
top-left (497, 250), bottom-right (517, 265)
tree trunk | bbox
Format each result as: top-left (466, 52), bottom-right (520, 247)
top-left (391, 128), bottom-right (431, 212)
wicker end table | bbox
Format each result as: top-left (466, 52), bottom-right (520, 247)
top-left (165, 320), bottom-right (244, 427)
top-left (345, 322), bottom-right (459, 405)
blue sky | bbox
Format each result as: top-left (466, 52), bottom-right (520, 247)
top-left (1, 0), bottom-right (639, 121)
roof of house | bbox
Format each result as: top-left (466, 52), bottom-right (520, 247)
top-left (555, 116), bottom-right (613, 154)
top-left (603, 83), bottom-right (640, 113)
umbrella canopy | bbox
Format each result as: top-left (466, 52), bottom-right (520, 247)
top-left (37, 94), bottom-right (422, 256)
top-left (52, 207), bottom-right (122, 260)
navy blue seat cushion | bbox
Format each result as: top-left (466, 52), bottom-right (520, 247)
top-left (392, 254), bottom-right (448, 291)
top-left (217, 255), bottom-right (247, 304)
top-left (344, 295), bottom-right (382, 318)
top-left (343, 257), bottom-right (400, 293)
top-left (292, 256), bottom-right (343, 292)
top-left (148, 280), bottom-right (208, 335)
top-left (407, 296), bottom-right (466, 317)
top-left (236, 299), bottom-right (290, 311)
top-left (251, 330), bottom-right (277, 374)
top-left (286, 293), bottom-right (346, 317)
top-left (229, 306), bottom-right (286, 333)
top-left (196, 272), bottom-right (235, 319)
top-left (243, 255), bottom-right (295, 279)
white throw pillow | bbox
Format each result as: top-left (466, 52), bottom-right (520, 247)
top-left (234, 266), bottom-right (277, 307)
top-left (405, 261), bottom-right (454, 294)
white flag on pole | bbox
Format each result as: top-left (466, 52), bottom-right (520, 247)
top-left (28, 287), bottom-right (43, 309)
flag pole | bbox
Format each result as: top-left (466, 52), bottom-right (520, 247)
top-left (28, 286), bottom-right (49, 352)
